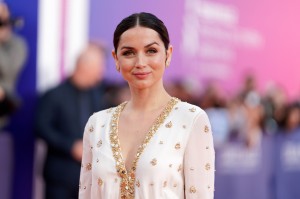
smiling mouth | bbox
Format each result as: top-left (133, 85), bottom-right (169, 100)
top-left (133, 72), bottom-right (151, 79)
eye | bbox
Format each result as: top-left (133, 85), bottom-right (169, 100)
top-left (147, 48), bottom-right (157, 54)
top-left (122, 50), bottom-right (135, 56)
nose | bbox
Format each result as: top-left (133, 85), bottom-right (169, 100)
top-left (135, 53), bottom-right (146, 68)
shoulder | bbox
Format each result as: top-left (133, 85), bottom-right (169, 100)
top-left (87, 106), bottom-right (117, 124)
top-left (176, 100), bottom-right (207, 120)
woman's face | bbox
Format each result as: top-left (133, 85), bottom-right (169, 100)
top-left (112, 26), bottom-right (172, 90)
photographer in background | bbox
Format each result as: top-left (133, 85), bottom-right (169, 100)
top-left (0, 2), bottom-right (27, 129)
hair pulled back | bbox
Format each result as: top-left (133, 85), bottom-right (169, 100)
top-left (113, 12), bottom-right (170, 53)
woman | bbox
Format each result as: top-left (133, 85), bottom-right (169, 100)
top-left (79, 12), bottom-right (215, 199)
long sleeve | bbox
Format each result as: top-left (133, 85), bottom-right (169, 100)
top-left (184, 111), bottom-right (215, 199)
top-left (79, 116), bottom-right (93, 198)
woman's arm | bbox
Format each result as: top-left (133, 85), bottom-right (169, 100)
top-left (79, 117), bottom-right (93, 198)
top-left (184, 112), bottom-right (215, 199)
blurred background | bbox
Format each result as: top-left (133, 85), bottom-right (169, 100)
top-left (1, 0), bottom-right (300, 199)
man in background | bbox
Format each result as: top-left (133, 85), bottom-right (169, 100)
top-left (0, 2), bottom-right (27, 128)
top-left (36, 42), bottom-right (109, 199)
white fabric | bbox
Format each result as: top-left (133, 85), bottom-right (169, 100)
top-left (79, 101), bottom-right (215, 199)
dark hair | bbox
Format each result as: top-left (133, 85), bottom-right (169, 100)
top-left (113, 12), bottom-right (170, 53)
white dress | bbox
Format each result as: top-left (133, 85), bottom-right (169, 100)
top-left (79, 98), bottom-right (215, 199)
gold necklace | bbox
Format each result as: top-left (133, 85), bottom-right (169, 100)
top-left (109, 97), bottom-right (179, 199)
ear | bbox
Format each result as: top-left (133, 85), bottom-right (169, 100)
top-left (165, 45), bottom-right (173, 66)
top-left (112, 50), bottom-right (120, 72)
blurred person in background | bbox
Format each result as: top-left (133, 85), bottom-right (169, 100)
top-left (0, 2), bottom-right (27, 199)
top-left (36, 42), bottom-right (109, 199)
top-left (0, 1), bottom-right (27, 130)
top-left (274, 102), bottom-right (300, 199)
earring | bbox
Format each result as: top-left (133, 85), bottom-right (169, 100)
top-left (166, 61), bottom-right (170, 67)
top-left (116, 65), bottom-right (120, 72)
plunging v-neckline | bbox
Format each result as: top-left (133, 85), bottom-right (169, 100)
top-left (109, 97), bottom-right (179, 199)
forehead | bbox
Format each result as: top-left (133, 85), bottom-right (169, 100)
top-left (118, 26), bottom-right (163, 48)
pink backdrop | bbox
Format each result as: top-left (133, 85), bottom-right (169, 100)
top-left (89, 0), bottom-right (300, 99)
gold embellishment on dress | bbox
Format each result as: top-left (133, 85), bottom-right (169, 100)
top-left (89, 126), bottom-right (94, 132)
top-left (205, 163), bottom-right (211, 170)
top-left (178, 164), bottom-right (182, 172)
top-left (150, 158), bottom-right (157, 166)
top-left (109, 97), bottom-right (179, 199)
top-left (136, 180), bottom-right (140, 187)
top-left (97, 140), bottom-right (102, 147)
top-left (107, 108), bottom-right (113, 113)
top-left (86, 163), bottom-right (92, 171)
top-left (159, 141), bottom-right (164, 144)
top-left (98, 178), bottom-right (103, 186)
top-left (204, 125), bottom-right (209, 133)
top-left (163, 181), bottom-right (167, 187)
top-left (189, 107), bottom-right (196, 112)
top-left (175, 143), bottom-right (181, 150)
top-left (165, 121), bottom-right (172, 128)
top-left (190, 186), bottom-right (196, 193)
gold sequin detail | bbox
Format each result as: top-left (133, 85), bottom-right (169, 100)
top-left (97, 140), bottom-right (102, 147)
top-left (86, 163), bottom-right (92, 171)
top-left (98, 178), bottom-right (103, 186)
top-left (165, 121), bottom-right (173, 128)
top-left (109, 97), bottom-right (180, 199)
top-left (175, 143), bottom-right (181, 150)
top-left (163, 181), bottom-right (167, 187)
top-left (151, 158), bottom-right (157, 166)
top-left (204, 125), bottom-right (209, 133)
top-left (205, 163), bottom-right (211, 170)
top-left (89, 126), bottom-right (94, 132)
top-left (189, 107), bottom-right (196, 112)
top-left (190, 186), bottom-right (197, 193)
top-left (178, 164), bottom-right (182, 172)
top-left (107, 108), bottom-right (113, 113)
top-left (136, 180), bottom-right (140, 187)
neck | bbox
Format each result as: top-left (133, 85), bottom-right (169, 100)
top-left (127, 82), bottom-right (171, 112)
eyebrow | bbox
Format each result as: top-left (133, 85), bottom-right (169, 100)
top-left (120, 42), bottom-right (160, 50)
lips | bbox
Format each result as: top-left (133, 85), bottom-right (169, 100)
top-left (133, 71), bottom-right (151, 79)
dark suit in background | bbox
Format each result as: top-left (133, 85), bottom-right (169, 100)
top-left (36, 78), bottom-right (109, 199)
